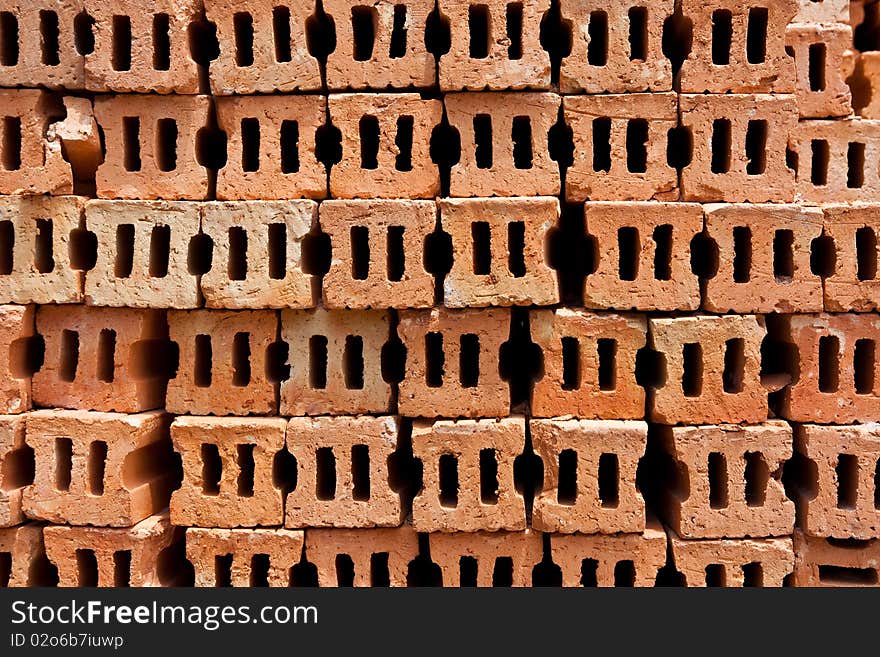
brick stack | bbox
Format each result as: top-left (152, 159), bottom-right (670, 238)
top-left (2, 0), bottom-right (880, 589)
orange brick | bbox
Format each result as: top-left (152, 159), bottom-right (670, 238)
top-left (0, 523), bottom-right (54, 587)
top-left (786, 23), bottom-right (855, 119)
top-left (671, 535), bottom-right (794, 587)
top-left (793, 530), bottom-right (880, 586)
top-left (794, 0), bottom-right (850, 23)
top-left (186, 527), bottom-right (304, 587)
top-left (0, 304), bottom-right (34, 414)
top-left (0, 414), bottom-right (28, 527)
top-left (305, 526), bottom-right (419, 587)
top-left (823, 204), bottom-right (880, 312)
top-left (858, 52), bottom-right (880, 119)
top-left (428, 530), bottom-right (543, 586)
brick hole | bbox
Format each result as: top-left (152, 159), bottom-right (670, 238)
top-left (387, 419), bottom-right (415, 497)
top-left (809, 43), bottom-right (826, 92)
top-left (598, 338), bottom-right (616, 391)
top-left (746, 7), bottom-right (767, 64)
top-left (626, 119), bottom-right (648, 173)
top-left (681, 343), bottom-right (702, 397)
top-left (186, 233), bottom-right (213, 278)
top-left (380, 326), bottom-right (406, 385)
top-left (875, 459), bottom-right (880, 510)
top-left (708, 452), bottom-right (728, 509)
top-left (710, 119), bottom-right (731, 174)
top-left (305, 4), bottom-right (336, 61)
top-left (152, 13), bottom-right (171, 71)
top-left (408, 544), bottom-right (443, 587)
top-left (653, 225), bottom-right (673, 280)
top-left (74, 11), bottom-right (95, 56)
top-left (315, 446), bottom-right (336, 500)
top-left (744, 451), bottom-right (768, 507)
top-left (819, 565), bottom-right (878, 585)
top-left (290, 559), bottom-right (318, 587)
top-left (241, 118), bottom-right (260, 172)
top-left (0, 12), bottom-right (18, 66)
top-left (539, 0), bottom-right (572, 86)
top-left (635, 344), bottom-right (666, 390)
top-left (471, 221), bottom-right (491, 274)
top-left (511, 117), bottom-right (533, 170)
top-left (1, 117), bottom-right (21, 171)
top-left (1, 442), bottom-right (34, 490)
top-left (479, 447), bottom-right (498, 504)
top-left (855, 1), bottom-right (880, 51)
top-left (438, 453), bottom-right (458, 507)
top-left (426, 5), bottom-right (451, 57)
top-left (628, 6), bottom-right (648, 61)
top-left (587, 11), bottom-right (608, 66)
top-left (39, 10), bottom-right (60, 66)
top-left (0, 220), bottom-right (12, 274)
top-left (459, 333), bottom-right (480, 388)
top-left (122, 117), bottom-right (141, 172)
top-left (723, 338), bottom-right (745, 393)
top-left (705, 563), bottom-right (726, 587)
top-left (370, 553), bottom-right (390, 587)
top-left (395, 116), bottom-right (414, 172)
top-left (745, 120), bottom-right (767, 176)
top-left (732, 226), bottom-right (752, 283)
top-left (847, 142), bottom-right (866, 189)
top-left (215, 554), bottom-right (233, 587)
top-left (309, 335), bottom-right (328, 389)
top-left (32, 218), bottom-right (54, 274)
top-left (580, 559), bottom-right (598, 587)
top-left (59, 329), bottom-right (79, 382)
top-left (351, 444), bottom-right (370, 501)
top-left (548, 105), bottom-right (574, 173)
top-left (148, 225), bottom-right (170, 278)
top-left (557, 448), bottom-right (577, 505)
top-left (250, 554), bottom-right (270, 586)
top-left (112, 550), bottom-right (130, 587)
top-left (232, 332), bottom-right (251, 387)
top-left (55, 437), bottom-right (72, 491)
top-left (194, 334), bottom-right (213, 387)
top-left (273, 6), bottom-right (292, 63)
top-left (614, 560), bottom-right (635, 587)
top-left (459, 556), bottom-right (478, 586)
top-left (10, 333), bottom-right (44, 379)
top-left (530, 548), bottom-right (562, 586)
top-left (343, 335), bottom-right (364, 389)
top-left (0, 553), bottom-right (10, 587)
top-left (662, 5), bottom-right (692, 78)
top-left (503, 3), bottom-right (523, 60)
top-left (389, 5), bottom-right (407, 59)
top-left (856, 227), bottom-right (877, 280)
top-left (266, 339), bottom-right (290, 384)
top-left (114, 224), bottom-right (135, 278)
top-left (492, 557), bottom-right (513, 587)
top-left (233, 12), bottom-right (254, 67)
top-left (810, 232), bottom-right (835, 278)
top-left (854, 339), bottom-right (875, 395)
top-left (473, 114), bottom-right (493, 169)
top-left (96, 328), bottom-right (116, 383)
top-left (352, 6), bottom-right (377, 61)
top-left (272, 447), bottom-right (297, 496)
top-left (425, 332), bottom-right (444, 387)
top-left (196, 122), bottom-right (228, 172)
top-left (155, 119), bottom-right (178, 172)
top-left (430, 117), bottom-right (460, 197)
top-left (386, 225), bottom-right (405, 281)
top-left (507, 221), bottom-right (526, 278)
top-left (561, 337), bottom-right (580, 390)
top-left (359, 115), bottom-right (380, 170)
top-left (617, 226), bottom-right (639, 281)
top-left (468, 4), bottom-right (490, 59)
top-left (836, 453), bottom-right (859, 509)
top-left (263, 223), bottom-right (287, 280)
top-left (667, 124), bottom-right (693, 170)
top-left (742, 562), bottom-right (763, 587)
top-left (301, 229), bottom-right (331, 276)
top-left (818, 335), bottom-right (840, 393)
top-left (810, 139), bottom-right (829, 186)
top-left (200, 443), bottom-right (221, 495)
top-left (111, 15), bottom-right (132, 71)
top-left (711, 9), bottom-right (731, 65)
top-left (513, 425), bottom-right (542, 515)
top-left (75, 549), bottom-right (98, 586)
top-left (598, 453), bottom-right (619, 508)
top-left (280, 120), bottom-right (300, 174)
top-left (592, 117), bottom-right (612, 172)
top-left (227, 226), bottom-right (247, 281)
top-left (68, 222), bottom-right (97, 271)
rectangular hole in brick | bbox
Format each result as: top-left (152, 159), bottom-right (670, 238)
top-left (201, 443), bottom-right (221, 495)
top-left (459, 556), bottom-right (478, 586)
top-left (386, 226), bottom-right (405, 282)
top-left (472, 221), bottom-right (491, 275)
top-left (733, 226), bottom-right (752, 283)
top-left (614, 560), bottom-right (635, 587)
top-left (709, 452), bottom-right (729, 509)
top-left (352, 6), bottom-right (377, 61)
top-left (234, 12), bottom-right (254, 66)
top-left (811, 139), bottom-right (829, 186)
top-left (722, 338), bottom-right (745, 393)
top-left (742, 562), bottom-right (763, 587)
top-left (215, 554), bottom-right (233, 587)
top-left (122, 117), bottom-right (141, 172)
top-left (111, 15), bottom-right (132, 71)
top-left (0, 220), bottom-right (12, 274)
top-left (479, 448), bottom-right (498, 504)
top-left (506, 3), bottom-right (522, 59)
top-left (598, 338), bottom-right (616, 391)
top-left (588, 11), bottom-right (608, 66)
top-left (273, 6), bottom-right (292, 63)
top-left (309, 335), bottom-right (328, 389)
top-left (351, 225), bottom-right (370, 280)
top-left (55, 437), bottom-right (72, 491)
top-left (459, 333), bottom-right (480, 388)
top-left (439, 453), bottom-right (458, 507)
top-left (745, 120), bottom-right (767, 176)
top-left (76, 549), bottom-right (98, 587)
top-left (395, 116), bottom-right (413, 172)
top-left (819, 565), bottom-right (878, 585)
top-left (617, 226), bottom-right (639, 281)
top-left (268, 223), bottom-right (287, 280)
top-left (359, 116), bottom-right (380, 170)
top-left (711, 9), bottom-right (731, 65)
top-left (280, 120), bottom-right (300, 173)
top-left (370, 553), bottom-right (390, 586)
top-left (113, 550), bottom-right (130, 587)
top-left (854, 339), bottom-right (875, 394)
top-left (492, 557), bottom-right (513, 587)
top-left (856, 227), bottom-right (877, 280)
top-left (352, 444), bottom-right (370, 501)
top-left (59, 329), bottom-right (79, 382)
top-left (0, 12), bottom-right (19, 66)
top-left (149, 224), bottom-right (170, 278)
top-left (580, 559), bottom-right (598, 587)
top-left (34, 218), bottom-right (54, 273)
top-left (232, 332), bottom-right (251, 387)
top-left (474, 114), bottom-right (493, 169)
top-left (598, 453), bottom-right (619, 508)
top-left (425, 332), bottom-right (444, 387)
top-left (40, 10), bottom-right (60, 66)
top-left (710, 119), bottom-right (731, 174)
top-left (626, 119), bottom-right (648, 173)
top-left (250, 554), bottom-right (270, 587)
top-left (837, 453), bottom-right (859, 509)
top-left (628, 6), bottom-right (647, 61)
top-left (156, 119), bottom-right (178, 172)
top-left (316, 447), bottom-right (337, 500)
top-left (469, 5), bottom-right (490, 58)
top-left (705, 564), bottom-right (726, 587)
top-left (97, 329), bottom-right (116, 383)
top-left (557, 449), bottom-right (577, 505)
top-left (335, 554), bottom-right (355, 586)
top-left (848, 142), bottom-right (866, 189)
top-left (809, 43), bottom-right (826, 91)
top-left (1, 117), bottom-right (21, 171)
top-left (592, 117), bottom-right (611, 172)
top-left (744, 451), bottom-right (768, 507)
top-left (227, 226), bottom-right (247, 281)
top-left (561, 337), bottom-right (580, 390)
top-left (746, 7), bottom-right (767, 64)
top-left (241, 118), bottom-right (260, 172)
top-left (0, 552), bottom-right (10, 587)
top-left (653, 224), bottom-right (672, 280)
top-left (875, 459), bottom-right (880, 509)
top-left (152, 13), bottom-right (170, 71)
top-left (194, 334), bottom-right (213, 388)
top-left (818, 335), bottom-right (840, 393)
top-left (343, 335), bottom-right (364, 390)
top-left (390, 5), bottom-right (407, 58)
top-left (237, 443), bottom-right (255, 497)
top-left (507, 221), bottom-right (525, 277)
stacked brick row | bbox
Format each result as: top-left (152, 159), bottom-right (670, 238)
top-left (3, 0), bottom-right (880, 588)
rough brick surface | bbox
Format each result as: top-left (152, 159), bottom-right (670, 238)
top-left (306, 526), bottom-right (419, 587)
top-left (171, 416), bottom-right (287, 528)
top-left (428, 530), bottom-right (543, 586)
top-left (186, 527), bottom-right (304, 587)
top-left (858, 52), bottom-right (880, 119)
top-left (671, 535), bottom-right (794, 587)
top-left (786, 24), bottom-right (855, 119)
top-left (0, 523), bottom-right (53, 587)
top-left (823, 204), bottom-right (880, 312)
top-left (0, 414), bottom-right (28, 527)
top-left (794, 0), bottom-right (850, 23)
top-left (0, 304), bottom-right (34, 414)
top-left (793, 530), bottom-right (880, 586)
top-left (440, 197), bottom-right (559, 307)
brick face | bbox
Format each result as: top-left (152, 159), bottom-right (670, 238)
top-left (0, 304), bottom-right (34, 414)
top-left (0, 523), bottom-right (53, 587)
top-left (306, 526), bottom-right (420, 587)
top-left (0, 414), bottom-right (28, 527)
top-left (186, 527), bottom-right (304, 587)
top-left (786, 24), bottom-right (855, 119)
top-left (428, 530), bottom-right (543, 586)
top-left (671, 535), bottom-right (794, 587)
top-left (822, 204), bottom-right (880, 312)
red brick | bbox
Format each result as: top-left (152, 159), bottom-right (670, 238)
top-left (320, 199), bottom-right (435, 310)
top-left (305, 526), bottom-right (419, 587)
top-left (583, 202), bottom-right (702, 311)
top-left (794, 0), bottom-right (850, 23)
top-left (285, 416), bottom-right (403, 528)
top-left (201, 200), bottom-right (318, 309)
top-left (412, 417), bottom-right (525, 532)
top-left (439, 197), bottom-right (559, 307)
top-left (0, 414), bottom-right (27, 527)
top-left (0, 523), bottom-right (53, 587)
top-left (186, 527), bottom-right (304, 587)
top-left (280, 308), bottom-right (391, 415)
top-left (397, 308), bottom-right (510, 418)
top-left (680, 93), bottom-right (797, 203)
top-left (167, 309), bottom-right (277, 416)
top-left (648, 315), bottom-right (768, 425)
top-left (565, 93), bottom-right (678, 202)
top-left (786, 23), bottom-right (855, 119)
top-left (531, 418), bottom-right (646, 534)
top-left (329, 93), bottom-right (441, 199)
top-left (170, 416), bottom-right (287, 528)
top-left (446, 91), bottom-right (560, 197)
top-left (858, 52), bottom-right (880, 119)
top-left (47, 97), bottom-right (101, 186)
top-left (0, 304), bottom-right (34, 414)
top-left (822, 204), bottom-right (880, 312)
top-left (34, 306), bottom-right (167, 412)
top-left (704, 203), bottom-right (824, 313)
top-left (671, 535), bottom-right (794, 587)
top-left (531, 309), bottom-right (646, 420)
top-left (428, 530), bottom-right (543, 586)
top-left (793, 530), bottom-right (880, 586)
top-left (214, 95), bottom-right (326, 200)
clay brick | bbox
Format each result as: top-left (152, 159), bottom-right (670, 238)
top-left (325, 0), bottom-right (435, 90)
top-left (84, 200), bottom-right (200, 308)
top-left (186, 527), bottom-right (304, 587)
top-left (0, 523), bottom-right (53, 586)
top-left (0, 414), bottom-right (28, 527)
top-left (679, 0), bottom-right (797, 93)
top-left (550, 522), bottom-right (666, 586)
top-left (439, 197), bottom-right (559, 307)
top-left (44, 514), bottom-right (177, 586)
top-left (320, 199), bottom-right (435, 309)
top-left (93, 94), bottom-right (210, 200)
top-left (83, 0), bottom-right (200, 93)
top-left (306, 526), bottom-right (419, 587)
top-left (671, 535), bottom-right (794, 587)
top-left (429, 530), bottom-right (542, 586)
top-left (201, 200), bottom-right (318, 309)
top-left (786, 23), bottom-right (855, 119)
top-left (0, 304), bottom-right (34, 414)
top-left (649, 315), bottom-right (767, 425)
top-left (214, 95), bottom-right (326, 200)
top-left (328, 93), bottom-right (441, 199)
top-left (0, 195), bottom-right (83, 305)
top-left (531, 418), bottom-right (647, 534)
top-left (858, 52), bottom-right (880, 119)
top-left (823, 204), bottom-right (880, 312)
top-left (23, 409), bottom-right (172, 527)
top-left (558, 0), bottom-right (673, 94)
top-left (793, 0), bottom-right (850, 23)
top-left (412, 417), bottom-right (525, 532)
top-left (793, 530), bottom-right (880, 586)
top-left (0, 0), bottom-right (84, 89)
top-left (34, 306), bottom-right (167, 412)
top-left (446, 92), bottom-right (560, 198)
top-left (564, 93), bottom-right (678, 202)
top-left (280, 308), bottom-right (391, 415)
top-left (167, 309), bottom-right (277, 416)
top-left (656, 422), bottom-right (794, 539)
top-left (0, 89), bottom-right (70, 195)
top-left (170, 416), bottom-right (287, 528)
top-left (204, 0), bottom-right (322, 95)
top-left (437, 0), bottom-right (550, 91)
top-left (583, 202), bottom-right (702, 311)
top-left (783, 313), bottom-right (880, 423)
top-left (789, 119), bottom-right (880, 203)
top-left (531, 309), bottom-right (646, 420)
top-left (680, 94), bottom-right (797, 203)
top-left (704, 203), bottom-right (824, 313)
top-left (397, 308), bottom-right (510, 418)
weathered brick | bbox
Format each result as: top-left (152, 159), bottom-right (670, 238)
top-left (793, 0), bottom-right (850, 23)
top-left (0, 414), bottom-right (28, 527)
top-left (0, 304), bottom-right (34, 414)
top-left (428, 530), bottom-right (543, 586)
top-left (671, 535), bottom-right (794, 587)
top-left (186, 527), bottom-right (304, 587)
top-left (171, 416), bottom-right (287, 528)
top-left (440, 197), bottom-right (558, 307)
top-left (793, 530), bottom-right (880, 586)
top-left (786, 23), bottom-right (855, 119)
top-left (0, 523), bottom-right (54, 587)
top-left (823, 204), bottom-right (880, 312)
top-left (306, 526), bottom-right (419, 587)
top-left (858, 52), bottom-right (880, 119)
top-left (531, 309), bottom-right (646, 420)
